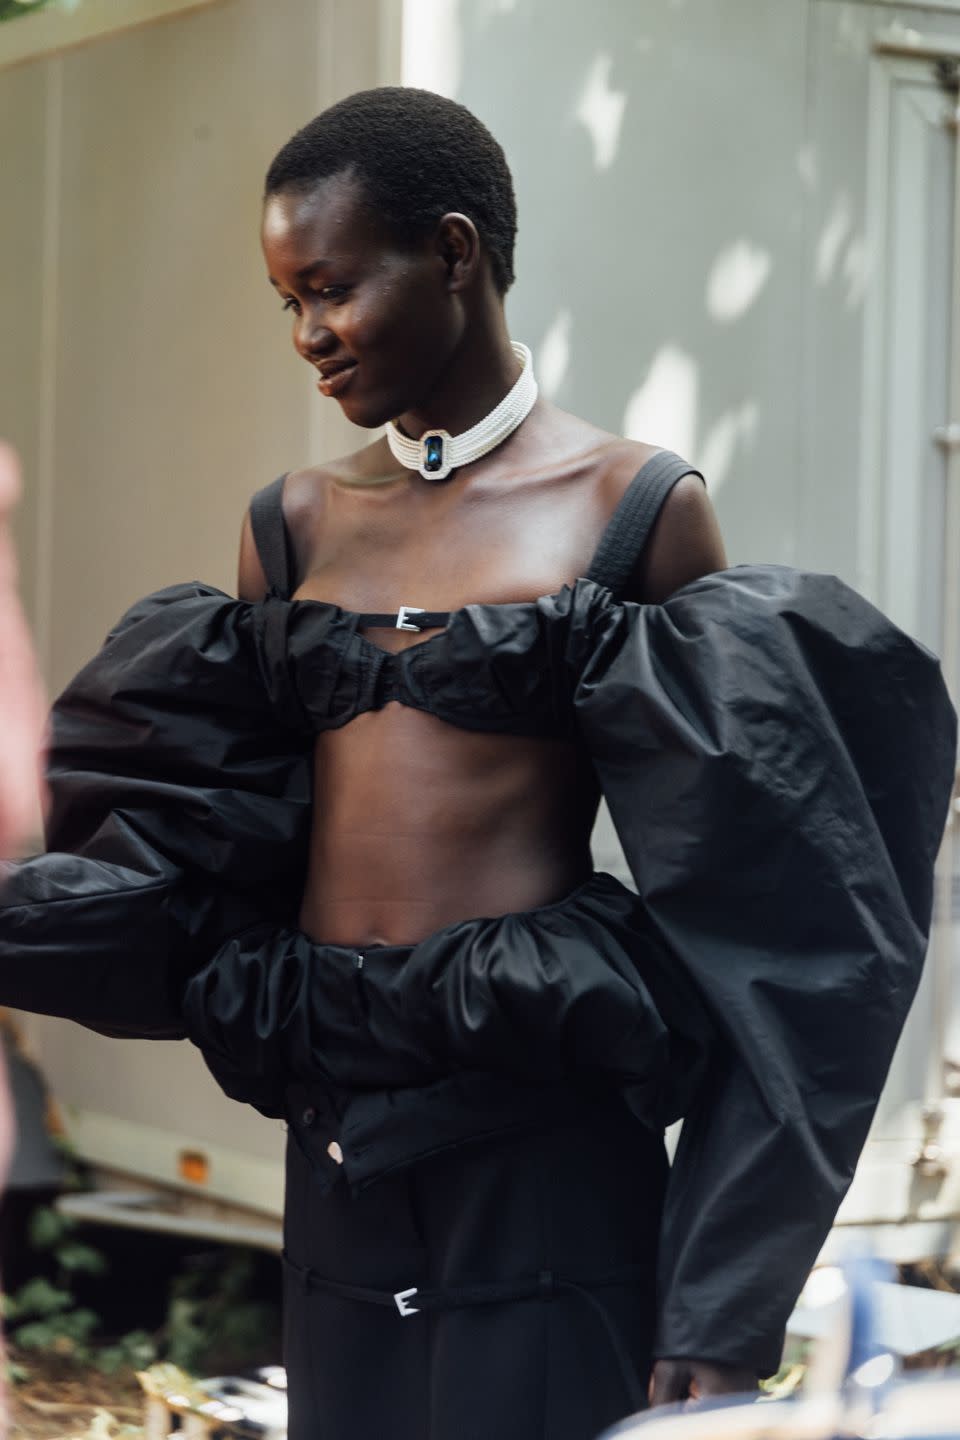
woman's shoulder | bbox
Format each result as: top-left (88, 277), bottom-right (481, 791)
top-left (513, 400), bottom-right (656, 477)
top-left (534, 406), bottom-right (724, 601)
top-left (283, 436), bottom-right (400, 508)
top-left (523, 402), bottom-right (703, 519)
top-left (240, 439), bottom-right (398, 599)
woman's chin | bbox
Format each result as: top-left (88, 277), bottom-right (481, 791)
top-left (331, 392), bottom-right (394, 431)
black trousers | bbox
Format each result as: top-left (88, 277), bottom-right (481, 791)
top-left (282, 1093), bottom-right (667, 1440)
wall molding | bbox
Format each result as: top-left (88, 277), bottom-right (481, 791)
top-left (874, 24), bottom-right (960, 59)
top-left (834, 0), bottom-right (960, 14)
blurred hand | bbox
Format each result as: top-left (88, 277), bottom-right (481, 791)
top-left (649, 1357), bottom-right (758, 1407)
top-left (0, 443), bottom-right (47, 860)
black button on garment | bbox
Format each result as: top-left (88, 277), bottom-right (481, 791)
top-left (302, 1106), bottom-right (317, 1127)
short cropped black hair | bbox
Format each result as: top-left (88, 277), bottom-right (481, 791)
top-left (264, 87), bottom-right (517, 294)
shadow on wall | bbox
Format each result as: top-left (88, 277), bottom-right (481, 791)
top-left (405, 0), bottom-right (875, 571)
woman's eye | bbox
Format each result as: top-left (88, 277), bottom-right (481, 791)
top-left (280, 286), bottom-right (349, 315)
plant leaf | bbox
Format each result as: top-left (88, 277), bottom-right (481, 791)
top-left (10, 1277), bottom-right (73, 1317)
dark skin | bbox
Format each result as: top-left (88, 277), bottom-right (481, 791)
top-left (246, 172), bottom-right (752, 1406)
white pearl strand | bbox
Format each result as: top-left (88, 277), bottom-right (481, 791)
top-left (385, 341), bottom-right (538, 481)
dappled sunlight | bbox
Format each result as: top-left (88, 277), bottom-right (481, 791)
top-left (698, 401), bottom-right (759, 495)
top-left (623, 343), bottom-right (758, 496)
top-left (815, 189), bottom-right (867, 309)
top-left (816, 190), bottom-right (854, 284)
top-left (796, 142), bottom-right (818, 191)
top-left (387, 0), bottom-right (884, 562)
top-left (705, 240), bottom-right (772, 323)
top-left (622, 345), bottom-right (699, 459)
top-left (537, 308), bottom-right (572, 399)
top-left (842, 234), bottom-right (868, 309)
top-left (575, 54), bottom-right (627, 172)
top-left (477, 0), bottom-right (518, 16)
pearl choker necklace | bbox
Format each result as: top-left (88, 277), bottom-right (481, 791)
top-left (385, 342), bottom-right (538, 482)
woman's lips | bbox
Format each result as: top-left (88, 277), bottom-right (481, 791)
top-left (316, 363), bottom-right (357, 397)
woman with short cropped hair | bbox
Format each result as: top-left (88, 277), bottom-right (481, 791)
top-left (0, 89), bottom-right (954, 1440)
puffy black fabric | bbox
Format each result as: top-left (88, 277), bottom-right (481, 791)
top-left (184, 874), bottom-right (709, 1132)
top-left (574, 567), bottom-right (955, 1372)
top-left (0, 584), bottom-right (311, 1035)
top-left (257, 581), bottom-right (597, 736)
top-left (0, 563), bottom-right (955, 1381)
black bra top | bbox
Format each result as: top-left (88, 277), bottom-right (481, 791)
top-left (249, 450), bottom-right (703, 738)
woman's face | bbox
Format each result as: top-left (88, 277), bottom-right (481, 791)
top-left (262, 172), bottom-right (459, 430)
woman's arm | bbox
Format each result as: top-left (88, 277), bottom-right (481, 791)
top-left (577, 563), bottom-right (956, 1390)
top-left (628, 472), bottom-right (728, 604)
top-left (603, 469), bottom-right (754, 1403)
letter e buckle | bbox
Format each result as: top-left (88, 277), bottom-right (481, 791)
top-left (394, 1287), bottom-right (419, 1317)
top-left (396, 606), bottom-right (425, 632)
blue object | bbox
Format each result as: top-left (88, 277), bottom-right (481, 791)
top-left (423, 434), bottom-right (444, 472)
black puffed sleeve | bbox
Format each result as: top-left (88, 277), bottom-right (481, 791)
top-left (573, 564), bottom-right (956, 1376)
top-left (0, 584), bottom-right (311, 1038)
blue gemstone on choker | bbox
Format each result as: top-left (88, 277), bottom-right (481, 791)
top-left (423, 435), bottom-right (445, 473)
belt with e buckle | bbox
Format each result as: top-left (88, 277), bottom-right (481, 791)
top-left (281, 1252), bottom-right (649, 1407)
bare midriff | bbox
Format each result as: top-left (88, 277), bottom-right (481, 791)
top-left (297, 704), bottom-right (597, 946)
top-left (283, 422), bottom-right (662, 947)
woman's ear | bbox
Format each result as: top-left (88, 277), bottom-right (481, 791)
top-left (435, 212), bottom-right (481, 291)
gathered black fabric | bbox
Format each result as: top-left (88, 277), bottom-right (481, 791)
top-left (0, 495), bottom-right (955, 1377)
top-left (183, 872), bottom-right (710, 1130)
top-left (256, 578), bottom-right (603, 736)
top-left (0, 585), bottom-right (312, 1036)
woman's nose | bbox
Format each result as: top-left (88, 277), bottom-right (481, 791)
top-left (296, 320), bottom-right (336, 361)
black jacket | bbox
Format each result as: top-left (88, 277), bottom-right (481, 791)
top-left (0, 564), bottom-right (954, 1374)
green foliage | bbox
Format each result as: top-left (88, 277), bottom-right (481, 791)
top-left (3, 1201), bottom-right (278, 1389)
top-left (163, 1249), bottom-right (279, 1374)
top-left (56, 1240), bottom-right (110, 1276)
top-left (28, 1188), bottom-right (106, 1274)
top-left (28, 1203), bottom-right (71, 1249)
top-left (0, 0), bottom-right (60, 24)
top-left (16, 1305), bottom-right (98, 1357)
top-left (4, 1206), bottom-right (118, 1370)
top-left (164, 1295), bottom-right (208, 1372)
top-left (92, 1328), bottom-right (157, 1376)
top-left (5, 1275), bottom-right (73, 1319)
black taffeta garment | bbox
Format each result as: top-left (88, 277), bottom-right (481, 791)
top-left (0, 466), bottom-right (955, 1396)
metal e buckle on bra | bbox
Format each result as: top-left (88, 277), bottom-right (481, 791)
top-left (396, 606), bottom-right (425, 633)
top-left (352, 606), bottom-right (450, 633)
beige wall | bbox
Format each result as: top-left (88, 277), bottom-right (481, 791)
top-left (1, 0), bottom-right (396, 695)
top-left (0, 0), bottom-right (398, 1195)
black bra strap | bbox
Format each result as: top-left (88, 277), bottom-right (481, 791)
top-left (355, 608), bottom-right (450, 633)
top-left (584, 450), bottom-right (704, 598)
top-left (249, 474), bottom-right (292, 598)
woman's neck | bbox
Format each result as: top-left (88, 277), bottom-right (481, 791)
top-left (394, 314), bottom-right (521, 440)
